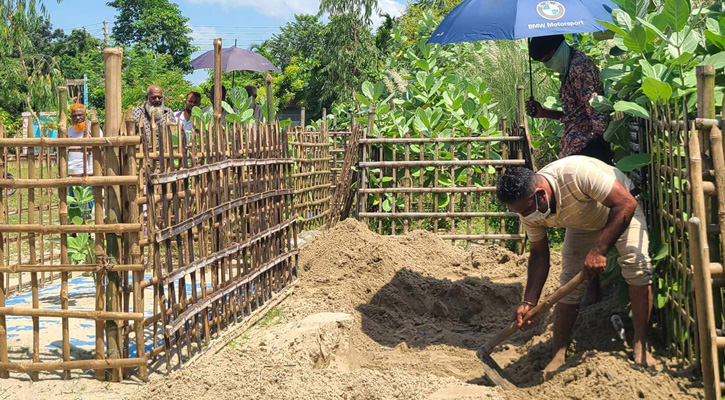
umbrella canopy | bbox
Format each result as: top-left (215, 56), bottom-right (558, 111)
top-left (189, 46), bottom-right (281, 73)
top-left (429, 0), bottom-right (616, 44)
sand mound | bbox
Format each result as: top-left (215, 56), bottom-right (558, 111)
top-left (134, 219), bottom-right (704, 400)
top-left (505, 352), bottom-right (702, 400)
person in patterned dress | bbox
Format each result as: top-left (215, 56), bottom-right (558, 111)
top-left (525, 34), bottom-right (612, 164)
top-left (525, 35), bottom-right (613, 306)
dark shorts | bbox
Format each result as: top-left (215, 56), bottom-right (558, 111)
top-left (578, 136), bottom-right (614, 166)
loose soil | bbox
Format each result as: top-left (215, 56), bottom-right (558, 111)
top-left (133, 219), bottom-right (704, 400)
top-left (5, 219), bottom-right (704, 399)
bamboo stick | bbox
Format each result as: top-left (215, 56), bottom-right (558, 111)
top-left (688, 124), bottom-right (721, 399)
top-left (0, 176), bottom-right (138, 188)
top-left (27, 117), bottom-right (39, 382)
top-left (359, 160), bottom-right (525, 167)
top-left (0, 357), bottom-right (146, 372)
top-left (359, 137), bottom-right (524, 144)
top-left (0, 137), bottom-right (140, 147)
top-left (0, 121), bottom-right (7, 379)
top-left (57, 86), bottom-right (71, 379)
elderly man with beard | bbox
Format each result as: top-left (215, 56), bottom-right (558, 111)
top-left (132, 85), bottom-right (175, 135)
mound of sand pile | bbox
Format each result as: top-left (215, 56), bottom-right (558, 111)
top-left (132, 219), bottom-right (704, 400)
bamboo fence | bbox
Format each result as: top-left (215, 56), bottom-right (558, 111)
top-left (0, 69), bottom-right (147, 381)
top-left (0, 42), bottom-right (298, 382)
top-left (138, 39), bottom-right (298, 374)
top-left (635, 65), bottom-right (725, 399)
top-left (289, 127), bottom-right (332, 230)
top-left (355, 86), bottom-right (535, 247)
top-left (329, 114), bottom-right (353, 192)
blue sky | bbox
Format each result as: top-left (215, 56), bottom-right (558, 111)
top-left (44, 0), bottom-right (408, 84)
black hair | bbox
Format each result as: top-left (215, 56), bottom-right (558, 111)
top-left (496, 167), bottom-right (537, 204)
top-left (528, 35), bottom-right (565, 61)
top-left (245, 85), bottom-right (258, 99)
top-left (209, 85), bottom-right (228, 100)
top-left (187, 91), bottom-right (201, 101)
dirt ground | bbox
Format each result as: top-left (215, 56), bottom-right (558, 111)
top-left (4, 219), bottom-right (705, 399)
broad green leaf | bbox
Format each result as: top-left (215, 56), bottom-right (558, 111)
top-left (639, 59), bottom-right (656, 79)
top-left (382, 197), bottom-right (392, 212)
top-left (652, 243), bottom-right (668, 261)
top-left (477, 115), bottom-right (490, 130)
top-left (462, 99), bottom-right (476, 118)
top-left (613, 9), bottom-right (633, 31)
top-left (241, 108), bottom-right (254, 120)
top-left (662, 0), bottom-right (690, 32)
top-left (705, 30), bottom-right (725, 50)
top-left (613, 101), bottom-right (650, 119)
top-left (623, 0), bottom-right (649, 19)
top-left (616, 153), bottom-right (652, 171)
top-left (221, 101), bottom-right (234, 115)
top-left (590, 95), bottom-right (614, 112)
top-left (361, 81), bottom-right (374, 100)
top-left (642, 77), bottom-right (673, 101)
top-left (702, 51), bottom-right (725, 69)
top-left (597, 20), bottom-right (627, 37)
top-left (355, 93), bottom-right (371, 106)
top-left (668, 29), bottom-right (699, 58)
top-left (72, 216), bottom-right (84, 225)
top-left (623, 25), bottom-right (647, 52)
top-left (636, 17), bottom-right (670, 42)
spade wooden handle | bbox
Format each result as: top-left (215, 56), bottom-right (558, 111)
top-left (483, 271), bottom-right (586, 354)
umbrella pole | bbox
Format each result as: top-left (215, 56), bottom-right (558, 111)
top-left (527, 39), bottom-right (534, 101)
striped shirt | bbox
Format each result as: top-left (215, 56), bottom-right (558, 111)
top-left (521, 156), bottom-right (633, 243)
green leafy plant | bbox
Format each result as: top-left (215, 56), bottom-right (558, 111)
top-left (66, 187), bottom-right (96, 265)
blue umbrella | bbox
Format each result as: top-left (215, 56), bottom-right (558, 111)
top-left (428, 0), bottom-right (617, 98)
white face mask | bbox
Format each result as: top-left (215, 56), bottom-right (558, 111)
top-left (524, 191), bottom-right (551, 222)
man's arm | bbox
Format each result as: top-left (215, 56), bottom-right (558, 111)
top-left (585, 181), bottom-right (637, 277)
top-left (515, 236), bottom-right (550, 328)
top-left (526, 100), bottom-right (564, 120)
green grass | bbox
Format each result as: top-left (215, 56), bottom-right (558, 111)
top-left (226, 333), bottom-right (250, 350)
top-left (257, 306), bottom-right (286, 328)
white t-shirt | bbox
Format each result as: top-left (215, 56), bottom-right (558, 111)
top-left (175, 110), bottom-right (193, 140)
top-left (68, 125), bottom-right (102, 175)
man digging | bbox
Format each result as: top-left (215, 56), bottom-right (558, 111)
top-left (495, 156), bottom-right (654, 377)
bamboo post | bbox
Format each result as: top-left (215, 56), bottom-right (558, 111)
top-left (688, 127), bottom-right (721, 400)
top-left (300, 108), bottom-right (306, 130)
top-left (0, 123), bottom-right (7, 379)
top-left (27, 117), bottom-right (39, 382)
top-left (265, 73), bottom-right (275, 123)
top-left (124, 111), bottom-right (147, 380)
top-left (91, 111), bottom-right (106, 381)
top-left (103, 47), bottom-right (124, 382)
top-left (57, 86), bottom-right (71, 379)
top-left (356, 106), bottom-right (374, 220)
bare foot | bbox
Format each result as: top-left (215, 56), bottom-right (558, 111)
top-left (632, 341), bottom-right (655, 367)
top-left (542, 352), bottom-right (566, 381)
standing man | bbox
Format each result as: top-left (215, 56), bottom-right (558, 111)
top-left (245, 85), bottom-right (265, 122)
top-left (496, 157), bottom-right (653, 375)
top-left (68, 103), bottom-right (103, 214)
top-left (526, 35), bottom-right (612, 163)
top-left (203, 85), bottom-right (229, 121)
top-left (175, 91), bottom-right (202, 140)
top-left (132, 85), bottom-right (175, 135)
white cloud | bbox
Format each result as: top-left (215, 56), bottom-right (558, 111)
top-left (373, 0), bottom-right (406, 28)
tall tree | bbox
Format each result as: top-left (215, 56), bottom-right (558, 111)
top-left (318, 0), bottom-right (380, 106)
top-left (0, 1), bottom-right (63, 124)
top-left (265, 14), bottom-right (324, 71)
top-left (107, 0), bottom-right (194, 71)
